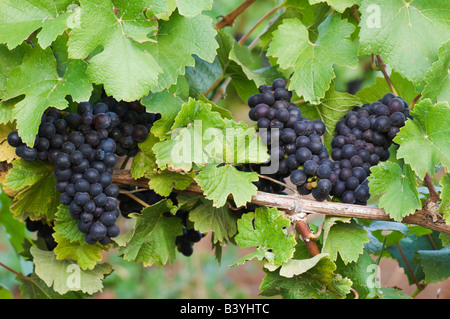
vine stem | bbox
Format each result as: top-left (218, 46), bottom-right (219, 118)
top-left (257, 174), bottom-right (298, 194)
top-left (295, 220), bottom-right (320, 257)
top-left (424, 172), bottom-right (440, 203)
top-left (237, 3), bottom-right (284, 45)
top-left (374, 54), bottom-right (398, 96)
top-left (203, 74), bottom-right (225, 97)
top-left (111, 170), bottom-right (450, 235)
top-left (216, 0), bottom-right (256, 30)
top-left (119, 190), bottom-right (149, 207)
top-left (0, 262), bottom-right (52, 298)
top-left (409, 93), bottom-right (422, 110)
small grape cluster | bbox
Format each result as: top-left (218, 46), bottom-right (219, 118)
top-left (174, 210), bottom-right (204, 257)
top-left (7, 97), bottom-right (156, 245)
top-left (119, 189), bottom-right (204, 257)
top-left (25, 218), bottom-right (57, 251)
top-left (326, 93), bottom-right (411, 204)
top-left (247, 78), bottom-right (333, 200)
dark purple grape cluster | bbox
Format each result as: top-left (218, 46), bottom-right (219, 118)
top-left (327, 93), bottom-right (410, 204)
top-left (247, 80), bottom-right (409, 205)
top-left (7, 97), bottom-right (157, 245)
top-left (25, 218), bottom-right (57, 251)
top-left (247, 79), bottom-right (333, 201)
top-left (174, 210), bottom-right (204, 257)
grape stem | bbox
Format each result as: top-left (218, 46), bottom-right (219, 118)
top-left (0, 262), bottom-right (52, 298)
top-left (257, 173), bottom-right (298, 194)
top-left (295, 220), bottom-right (320, 257)
top-left (119, 190), bottom-right (149, 208)
top-left (112, 170), bottom-right (450, 235)
top-left (409, 93), bottom-right (422, 110)
top-left (424, 172), bottom-right (440, 203)
top-left (216, 0), bottom-right (256, 29)
top-left (374, 54), bottom-right (399, 96)
top-left (238, 3), bottom-right (284, 45)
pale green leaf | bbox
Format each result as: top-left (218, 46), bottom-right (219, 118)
top-left (358, 0), bottom-right (450, 84)
top-left (368, 162), bottom-right (422, 221)
top-left (2, 45), bottom-right (92, 146)
top-left (322, 217), bottom-right (369, 264)
top-left (195, 164), bottom-right (259, 208)
top-left (267, 15), bottom-right (357, 104)
top-left (31, 246), bottom-right (112, 295)
top-left (422, 40), bottom-right (450, 104)
top-left (233, 207), bottom-right (296, 265)
top-left (394, 99), bottom-right (450, 178)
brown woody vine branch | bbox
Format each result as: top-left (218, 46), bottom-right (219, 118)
top-left (216, 0), bottom-right (256, 30)
top-left (111, 170), bottom-right (450, 235)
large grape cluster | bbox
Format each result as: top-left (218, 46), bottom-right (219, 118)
top-left (247, 79), bottom-right (410, 205)
top-left (7, 97), bottom-right (156, 245)
top-left (247, 78), bottom-right (332, 200)
top-left (326, 93), bottom-right (410, 204)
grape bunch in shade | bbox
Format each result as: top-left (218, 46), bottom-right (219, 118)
top-left (247, 78), bottom-right (333, 201)
top-left (7, 97), bottom-right (158, 246)
top-left (327, 93), bottom-right (411, 205)
top-left (174, 210), bottom-right (204, 257)
top-left (25, 218), bottom-right (57, 251)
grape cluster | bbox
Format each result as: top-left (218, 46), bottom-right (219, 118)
top-left (247, 78), bottom-right (332, 200)
top-left (327, 93), bottom-right (410, 204)
top-left (247, 80), bottom-right (409, 205)
top-left (174, 210), bottom-right (204, 257)
top-left (7, 97), bottom-right (156, 245)
top-left (25, 218), bottom-right (57, 251)
top-left (119, 189), bottom-right (204, 257)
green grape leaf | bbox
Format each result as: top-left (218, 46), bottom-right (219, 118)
top-left (418, 247), bottom-right (450, 284)
top-left (130, 133), bottom-right (159, 179)
top-left (308, 0), bottom-right (360, 13)
top-left (195, 164), bottom-right (259, 208)
top-left (1, 45), bottom-right (92, 146)
top-left (0, 122), bottom-right (19, 163)
top-left (358, 0), bottom-right (450, 84)
top-left (150, 11), bottom-right (218, 92)
top-left (121, 199), bottom-right (183, 266)
top-left (68, 0), bottom-right (161, 101)
top-left (422, 40), bottom-right (450, 104)
top-left (265, 252), bottom-right (330, 278)
top-left (176, 0), bottom-right (213, 17)
top-left (0, 43), bottom-right (31, 100)
top-left (267, 14), bottom-right (357, 104)
top-left (394, 99), bottom-right (450, 178)
top-left (322, 217), bottom-right (369, 264)
top-left (387, 232), bottom-right (443, 285)
top-left (4, 159), bottom-right (59, 221)
top-left (0, 0), bottom-right (75, 49)
top-left (53, 232), bottom-right (106, 271)
top-left (146, 169), bottom-right (195, 197)
top-left (259, 256), bottom-right (352, 299)
top-left (233, 207), bottom-right (296, 265)
top-left (31, 246), bottom-right (112, 295)
top-left (0, 184), bottom-right (25, 252)
top-left (355, 71), bottom-right (420, 105)
top-left (300, 82), bottom-right (360, 150)
top-left (53, 204), bottom-right (84, 243)
top-left (189, 197), bottom-right (238, 244)
top-left (440, 174), bottom-right (450, 222)
top-left (18, 272), bottom-right (83, 299)
top-left (368, 162), bottom-right (422, 221)
top-left (141, 89), bottom-right (186, 140)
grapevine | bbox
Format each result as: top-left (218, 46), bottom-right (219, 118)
top-left (0, 0), bottom-right (449, 302)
